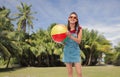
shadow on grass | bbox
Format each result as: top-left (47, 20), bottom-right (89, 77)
top-left (0, 67), bottom-right (27, 72)
top-left (0, 68), bottom-right (14, 72)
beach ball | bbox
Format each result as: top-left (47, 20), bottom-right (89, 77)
top-left (51, 24), bottom-right (67, 43)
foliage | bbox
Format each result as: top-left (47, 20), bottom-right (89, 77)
top-left (80, 29), bottom-right (112, 65)
top-left (113, 42), bottom-right (120, 66)
top-left (0, 7), bottom-right (14, 31)
top-left (0, 7), bottom-right (22, 68)
top-left (15, 2), bottom-right (35, 32)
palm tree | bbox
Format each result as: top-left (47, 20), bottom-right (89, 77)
top-left (0, 7), bottom-right (22, 68)
top-left (80, 28), bottom-right (112, 65)
top-left (113, 42), bottom-right (120, 65)
top-left (16, 2), bottom-right (35, 32)
top-left (0, 7), bottom-right (13, 68)
top-left (0, 6), bottom-right (14, 31)
top-left (27, 23), bottom-right (64, 67)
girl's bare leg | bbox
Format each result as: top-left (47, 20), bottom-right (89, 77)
top-left (66, 63), bottom-right (73, 77)
top-left (74, 63), bottom-right (82, 77)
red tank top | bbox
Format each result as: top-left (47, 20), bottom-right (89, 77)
top-left (69, 26), bottom-right (82, 34)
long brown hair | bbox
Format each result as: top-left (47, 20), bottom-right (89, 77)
top-left (67, 12), bottom-right (79, 31)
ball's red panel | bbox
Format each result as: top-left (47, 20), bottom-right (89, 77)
top-left (52, 33), bottom-right (67, 43)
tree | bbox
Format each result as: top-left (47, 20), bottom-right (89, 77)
top-left (22, 23), bottom-right (64, 67)
top-left (0, 6), bottom-right (14, 31)
top-left (0, 7), bottom-right (21, 68)
top-left (16, 2), bottom-right (35, 32)
top-left (80, 29), bottom-right (112, 65)
top-left (113, 42), bottom-right (120, 65)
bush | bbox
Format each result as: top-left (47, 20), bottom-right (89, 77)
top-left (113, 52), bottom-right (120, 66)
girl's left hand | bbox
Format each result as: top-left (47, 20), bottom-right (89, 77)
top-left (66, 32), bottom-right (71, 37)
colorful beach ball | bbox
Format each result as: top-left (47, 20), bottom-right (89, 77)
top-left (51, 24), bottom-right (67, 43)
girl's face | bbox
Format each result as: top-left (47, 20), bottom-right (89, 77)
top-left (68, 14), bottom-right (78, 24)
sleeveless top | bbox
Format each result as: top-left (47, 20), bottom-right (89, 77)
top-left (62, 26), bottom-right (82, 63)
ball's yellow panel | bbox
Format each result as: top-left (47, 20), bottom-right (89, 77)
top-left (51, 24), bottom-right (67, 35)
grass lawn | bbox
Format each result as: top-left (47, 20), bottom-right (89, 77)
top-left (0, 66), bottom-right (120, 77)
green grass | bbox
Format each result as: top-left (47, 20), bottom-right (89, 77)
top-left (0, 66), bottom-right (120, 77)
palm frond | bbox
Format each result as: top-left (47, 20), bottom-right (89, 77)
top-left (0, 43), bottom-right (11, 58)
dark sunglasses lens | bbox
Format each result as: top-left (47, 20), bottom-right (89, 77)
top-left (69, 16), bottom-right (77, 19)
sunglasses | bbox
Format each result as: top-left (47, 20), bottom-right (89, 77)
top-left (69, 16), bottom-right (77, 19)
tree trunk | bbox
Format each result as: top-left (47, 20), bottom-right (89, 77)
top-left (87, 51), bottom-right (92, 65)
top-left (22, 19), bottom-right (26, 32)
top-left (6, 56), bottom-right (11, 68)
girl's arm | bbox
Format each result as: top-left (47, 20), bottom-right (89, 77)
top-left (67, 28), bottom-right (82, 44)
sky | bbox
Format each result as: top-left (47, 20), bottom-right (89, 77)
top-left (0, 0), bottom-right (120, 46)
